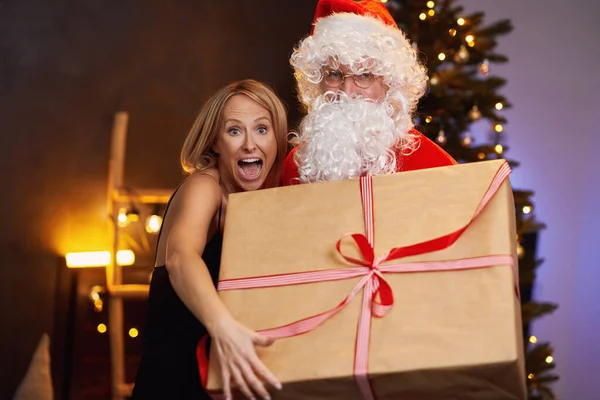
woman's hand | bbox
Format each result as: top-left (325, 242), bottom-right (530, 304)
top-left (210, 316), bottom-right (282, 400)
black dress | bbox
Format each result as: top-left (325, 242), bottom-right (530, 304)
top-left (131, 191), bottom-right (222, 400)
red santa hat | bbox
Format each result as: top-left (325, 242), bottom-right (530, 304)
top-left (290, 0), bottom-right (427, 115)
top-left (310, 0), bottom-right (398, 35)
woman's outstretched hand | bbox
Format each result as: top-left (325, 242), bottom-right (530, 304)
top-left (210, 316), bottom-right (282, 400)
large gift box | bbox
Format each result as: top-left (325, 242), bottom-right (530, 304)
top-left (202, 159), bottom-right (526, 399)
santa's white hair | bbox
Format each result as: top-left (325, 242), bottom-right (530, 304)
top-left (292, 91), bottom-right (416, 183)
top-left (289, 12), bottom-right (428, 183)
top-left (290, 12), bottom-right (428, 117)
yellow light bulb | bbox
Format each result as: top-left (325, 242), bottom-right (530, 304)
top-left (427, 1), bottom-right (435, 8)
top-left (117, 208), bottom-right (128, 227)
top-left (528, 373), bottom-right (534, 380)
top-left (495, 102), bottom-right (504, 110)
top-left (545, 356), bottom-right (554, 363)
top-left (116, 249), bottom-right (135, 266)
top-left (428, 9), bottom-right (435, 16)
top-left (495, 144), bottom-right (504, 154)
top-left (97, 323), bottom-right (107, 334)
top-left (438, 52), bottom-right (446, 61)
top-left (146, 214), bottom-right (163, 234)
top-left (529, 335), bottom-right (538, 344)
top-left (467, 41), bottom-right (475, 47)
top-left (465, 34), bottom-right (474, 42)
top-left (477, 152), bottom-right (486, 160)
top-left (457, 17), bottom-right (466, 26)
top-left (129, 328), bottom-right (139, 338)
top-left (449, 28), bottom-right (457, 36)
top-left (522, 206), bottom-right (532, 214)
top-left (494, 123), bottom-right (503, 132)
top-left (419, 12), bottom-right (427, 20)
top-left (425, 115), bottom-right (433, 123)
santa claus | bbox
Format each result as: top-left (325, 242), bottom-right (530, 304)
top-left (281, 0), bottom-right (456, 186)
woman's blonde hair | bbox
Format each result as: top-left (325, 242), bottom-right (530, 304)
top-left (180, 79), bottom-right (288, 189)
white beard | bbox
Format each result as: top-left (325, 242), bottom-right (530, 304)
top-left (294, 92), bottom-right (414, 183)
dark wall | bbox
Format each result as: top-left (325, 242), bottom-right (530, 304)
top-left (0, 1), bottom-right (315, 396)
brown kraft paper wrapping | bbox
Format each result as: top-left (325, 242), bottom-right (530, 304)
top-left (206, 159), bottom-right (527, 400)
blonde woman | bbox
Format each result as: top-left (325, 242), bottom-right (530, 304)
top-left (132, 80), bottom-right (288, 400)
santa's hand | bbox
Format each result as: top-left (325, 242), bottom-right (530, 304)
top-left (210, 317), bottom-right (282, 400)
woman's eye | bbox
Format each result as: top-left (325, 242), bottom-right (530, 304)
top-left (360, 72), bottom-right (372, 79)
top-left (328, 70), bottom-right (343, 79)
top-left (228, 128), bottom-right (241, 136)
top-left (257, 126), bottom-right (268, 134)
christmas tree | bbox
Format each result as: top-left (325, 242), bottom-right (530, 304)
top-left (384, 0), bottom-right (559, 398)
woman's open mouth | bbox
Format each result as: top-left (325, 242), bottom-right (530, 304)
top-left (237, 158), bottom-right (263, 180)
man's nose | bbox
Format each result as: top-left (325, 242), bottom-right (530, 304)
top-left (340, 76), bottom-right (360, 97)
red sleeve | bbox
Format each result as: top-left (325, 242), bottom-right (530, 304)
top-left (398, 130), bottom-right (457, 172)
top-left (280, 147), bottom-right (301, 186)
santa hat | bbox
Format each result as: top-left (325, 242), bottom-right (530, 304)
top-left (290, 0), bottom-right (427, 116)
top-left (310, 0), bottom-right (398, 35)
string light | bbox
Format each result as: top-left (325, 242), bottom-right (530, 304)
top-left (146, 214), bottom-right (163, 234)
top-left (428, 9), bottom-right (435, 16)
top-left (436, 130), bottom-right (447, 145)
top-left (427, 1), bottom-right (435, 8)
top-left (449, 28), bottom-right (457, 36)
top-left (457, 17), bottom-right (466, 26)
top-left (465, 34), bottom-right (474, 42)
top-left (529, 336), bottom-right (538, 344)
top-left (477, 152), bottom-right (486, 160)
top-left (97, 323), bottom-right (107, 334)
top-left (462, 133), bottom-right (472, 147)
top-left (94, 299), bottom-right (103, 312)
top-left (494, 144), bottom-right (504, 154)
top-left (495, 102), bottom-right (504, 110)
top-left (438, 52), bottom-right (446, 61)
top-left (546, 356), bottom-right (554, 364)
top-left (129, 328), bottom-right (139, 338)
top-left (118, 208), bottom-right (128, 227)
top-left (467, 41), bottom-right (475, 48)
top-left (528, 373), bottom-right (535, 380)
top-left (494, 123), bottom-right (503, 132)
top-left (425, 115), bottom-right (433, 123)
top-left (429, 74), bottom-right (439, 85)
top-left (523, 205), bottom-right (532, 214)
top-left (419, 12), bottom-right (427, 20)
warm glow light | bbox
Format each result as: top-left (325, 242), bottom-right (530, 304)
top-left (380, 0), bottom-right (388, 2)
top-left (117, 208), bottom-right (128, 227)
top-left (467, 41), bottom-right (475, 47)
top-left (528, 373), bottom-right (534, 380)
top-left (545, 356), bottom-right (554, 363)
top-left (465, 34), bottom-right (474, 42)
top-left (129, 328), bottom-right (139, 338)
top-left (495, 102), bottom-right (504, 110)
top-left (91, 291), bottom-right (100, 301)
top-left (419, 12), bottom-right (427, 20)
top-left (477, 152), bottom-right (486, 160)
top-left (66, 250), bottom-right (135, 268)
top-left (116, 250), bottom-right (135, 266)
top-left (146, 214), bottom-right (162, 234)
top-left (427, 1), bottom-right (435, 8)
top-left (457, 17), bottom-right (466, 26)
top-left (449, 28), bottom-right (457, 36)
top-left (494, 123), bottom-right (503, 132)
top-left (425, 116), bottom-right (433, 123)
top-left (97, 323), bottom-right (107, 334)
top-left (522, 206), bottom-right (532, 214)
top-left (427, 9), bottom-right (435, 16)
top-left (495, 144), bottom-right (504, 154)
top-left (438, 52), bottom-right (446, 61)
top-left (529, 335), bottom-right (538, 344)
top-left (66, 251), bottom-right (111, 267)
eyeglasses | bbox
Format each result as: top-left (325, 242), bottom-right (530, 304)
top-left (322, 69), bottom-right (376, 89)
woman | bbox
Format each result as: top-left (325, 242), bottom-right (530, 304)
top-left (132, 80), bottom-right (288, 400)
